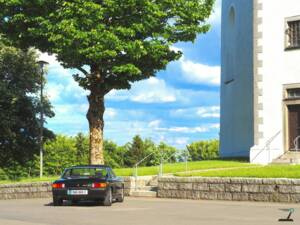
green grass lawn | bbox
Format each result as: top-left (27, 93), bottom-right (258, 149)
top-left (0, 176), bottom-right (59, 185)
top-left (176, 165), bottom-right (300, 179)
top-left (0, 160), bottom-right (253, 184)
top-left (2, 162), bottom-right (299, 184)
top-left (114, 160), bottom-right (254, 177)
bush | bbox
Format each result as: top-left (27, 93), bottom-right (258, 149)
top-left (187, 140), bottom-right (219, 161)
top-left (0, 168), bottom-right (8, 180)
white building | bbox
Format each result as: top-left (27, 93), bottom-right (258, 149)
top-left (220, 0), bottom-right (300, 164)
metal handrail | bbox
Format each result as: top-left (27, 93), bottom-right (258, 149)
top-left (158, 152), bottom-right (178, 176)
top-left (134, 152), bottom-right (155, 190)
top-left (159, 151), bottom-right (189, 176)
top-left (250, 130), bottom-right (281, 163)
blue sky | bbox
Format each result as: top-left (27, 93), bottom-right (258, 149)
top-left (40, 0), bottom-right (221, 149)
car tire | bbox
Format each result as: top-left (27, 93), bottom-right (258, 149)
top-left (116, 186), bottom-right (124, 203)
top-left (53, 196), bottom-right (63, 206)
top-left (103, 188), bottom-right (112, 206)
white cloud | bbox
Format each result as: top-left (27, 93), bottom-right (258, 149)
top-left (38, 52), bottom-right (59, 66)
top-left (105, 108), bottom-right (117, 119)
top-left (180, 58), bottom-right (220, 85)
top-left (197, 106), bottom-right (220, 118)
top-left (131, 78), bottom-right (176, 103)
top-left (171, 106), bottom-right (220, 119)
top-left (38, 52), bottom-right (89, 104)
top-left (107, 77), bottom-right (177, 104)
top-left (208, 0), bottom-right (221, 25)
top-left (148, 120), bottom-right (162, 128)
top-left (210, 123), bottom-right (220, 129)
top-left (156, 126), bottom-right (209, 134)
top-left (173, 137), bottom-right (189, 146)
top-left (46, 83), bottom-right (64, 102)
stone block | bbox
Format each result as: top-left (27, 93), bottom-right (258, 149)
top-left (269, 193), bottom-right (289, 203)
top-left (249, 193), bottom-right (269, 202)
top-left (244, 178), bottom-right (263, 184)
top-left (209, 184), bottom-right (225, 192)
top-left (291, 179), bottom-right (300, 185)
top-left (158, 177), bottom-right (177, 183)
top-left (193, 183), bottom-right (209, 191)
top-left (217, 193), bottom-right (232, 201)
top-left (225, 184), bottom-right (241, 193)
top-left (232, 193), bottom-right (249, 201)
top-left (162, 182), bottom-right (177, 190)
top-left (230, 178), bottom-right (261, 184)
top-left (242, 184), bottom-right (260, 193)
top-left (157, 182), bottom-right (164, 190)
top-left (177, 183), bottom-right (193, 190)
top-left (200, 192), bottom-right (218, 200)
top-left (278, 185), bottom-right (294, 193)
top-left (259, 185), bottom-right (278, 193)
top-left (263, 179), bottom-right (291, 185)
top-left (190, 191), bottom-right (201, 199)
top-left (206, 178), bottom-right (227, 184)
top-left (191, 177), bottom-right (208, 183)
top-left (290, 194), bottom-right (300, 203)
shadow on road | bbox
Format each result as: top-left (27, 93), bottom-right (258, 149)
top-left (44, 200), bottom-right (106, 207)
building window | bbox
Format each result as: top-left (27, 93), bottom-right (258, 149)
top-left (229, 6), bottom-right (235, 26)
top-left (286, 19), bottom-right (300, 49)
top-left (287, 88), bottom-right (300, 99)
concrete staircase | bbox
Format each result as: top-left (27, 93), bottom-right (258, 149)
top-left (272, 151), bottom-right (300, 164)
top-left (130, 176), bottom-right (158, 198)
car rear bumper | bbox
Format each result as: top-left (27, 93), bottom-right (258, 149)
top-left (52, 188), bottom-right (107, 201)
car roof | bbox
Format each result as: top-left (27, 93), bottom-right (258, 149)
top-left (67, 165), bottom-right (111, 169)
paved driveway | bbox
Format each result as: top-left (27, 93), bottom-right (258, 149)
top-left (0, 198), bottom-right (299, 225)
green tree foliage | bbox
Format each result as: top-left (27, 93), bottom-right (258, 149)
top-left (0, 40), bottom-right (54, 177)
top-left (38, 134), bottom-right (180, 176)
top-left (0, 0), bottom-right (215, 164)
top-left (103, 140), bottom-right (126, 168)
top-left (75, 132), bottom-right (89, 163)
top-left (42, 135), bottom-right (79, 176)
top-left (187, 140), bottom-right (219, 161)
top-left (125, 135), bottom-right (145, 167)
top-left (124, 136), bottom-right (177, 167)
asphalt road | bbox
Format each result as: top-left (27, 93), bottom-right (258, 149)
top-left (0, 197), bottom-right (299, 225)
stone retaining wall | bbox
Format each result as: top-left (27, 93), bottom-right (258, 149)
top-left (0, 177), bottom-right (135, 200)
top-left (0, 182), bottom-right (52, 200)
top-left (158, 177), bottom-right (300, 203)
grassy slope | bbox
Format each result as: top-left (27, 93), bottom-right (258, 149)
top-left (0, 160), bottom-right (253, 184)
top-left (177, 165), bottom-right (300, 178)
top-left (0, 176), bottom-right (58, 184)
top-left (114, 160), bottom-right (253, 176)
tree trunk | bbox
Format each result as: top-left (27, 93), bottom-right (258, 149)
top-left (87, 90), bottom-right (105, 165)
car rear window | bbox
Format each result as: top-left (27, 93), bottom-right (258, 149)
top-left (62, 168), bottom-right (108, 178)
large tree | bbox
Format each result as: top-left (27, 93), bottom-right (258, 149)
top-left (0, 39), bottom-right (54, 169)
top-left (0, 0), bottom-right (214, 164)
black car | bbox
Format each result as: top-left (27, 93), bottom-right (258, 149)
top-left (52, 165), bottom-right (124, 206)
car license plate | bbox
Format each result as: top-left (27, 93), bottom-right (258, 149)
top-left (67, 190), bottom-right (88, 195)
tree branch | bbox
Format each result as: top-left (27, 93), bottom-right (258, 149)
top-left (76, 67), bottom-right (88, 75)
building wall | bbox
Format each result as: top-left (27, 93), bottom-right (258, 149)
top-left (250, 0), bottom-right (300, 164)
top-left (220, 0), bottom-right (254, 158)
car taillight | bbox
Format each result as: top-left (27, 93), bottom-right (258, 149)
top-left (52, 183), bottom-right (65, 189)
top-left (92, 182), bottom-right (107, 188)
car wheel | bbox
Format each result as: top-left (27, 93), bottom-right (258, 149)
top-left (103, 188), bottom-right (112, 206)
top-left (116, 186), bottom-right (124, 203)
top-left (53, 196), bottom-right (63, 206)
